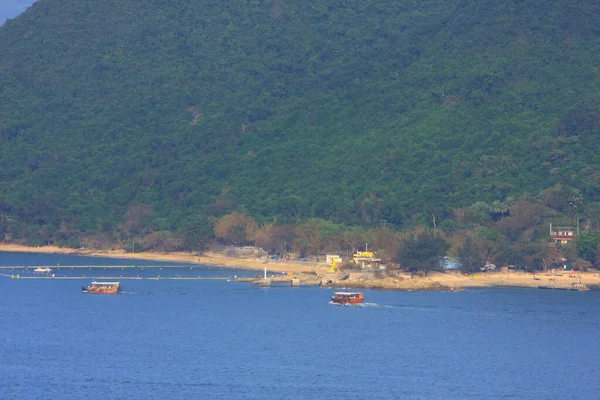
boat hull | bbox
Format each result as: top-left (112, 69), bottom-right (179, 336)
top-left (82, 287), bottom-right (120, 294)
top-left (82, 282), bottom-right (120, 294)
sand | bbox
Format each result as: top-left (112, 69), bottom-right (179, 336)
top-left (2, 243), bottom-right (599, 290)
top-left (433, 269), bottom-right (600, 289)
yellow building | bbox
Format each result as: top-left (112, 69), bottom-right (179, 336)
top-left (352, 251), bottom-right (382, 269)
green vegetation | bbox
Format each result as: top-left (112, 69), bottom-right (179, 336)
top-left (1, 1), bottom-right (600, 269)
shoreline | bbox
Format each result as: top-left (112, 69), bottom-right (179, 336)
top-left (2, 243), bottom-right (599, 291)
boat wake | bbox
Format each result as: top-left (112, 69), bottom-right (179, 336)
top-left (332, 302), bottom-right (443, 311)
top-left (117, 291), bottom-right (188, 295)
top-left (359, 302), bottom-right (380, 307)
top-left (328, 301), bottom-right (381, 307)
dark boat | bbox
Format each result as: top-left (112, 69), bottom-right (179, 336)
top-left (331, 292), bottom-right (364, 305)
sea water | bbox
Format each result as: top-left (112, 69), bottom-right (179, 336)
top-left (1, 252), bottom-right (599, 400)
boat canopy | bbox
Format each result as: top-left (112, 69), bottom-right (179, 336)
top-left (91, 281), bottom-right (120, 285)
top-left (333, 292), bottom-right (362, 296)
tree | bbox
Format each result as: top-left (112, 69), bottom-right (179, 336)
top-left (214, 213), bottom-right (257, 246)
top-left (456, 236), bottom-right (491, 273)
top-left (561, 241), bottom-right (578, 265)
top-left (366, 227), bottom-right (401, 263)
top-left (466, 202), bottom-right (492, 225)
top-left (540, 184), bottom-right (582, 213)
top-left (355, 193), bottom-right (384, 225)
top-left (270, 224), bottom-right (298, 255)
top-left (121, 204), bottom-right (154, 238)
top-left (395, 229), bottom-right (450, 275)
top-left (543, 244), bottom-right (562, 272)
top-left (294, 218), bottom-right (344, 256)
top-left (582, 202), bottom-right (600, 230)
top-left (502, 239), bottom-right (546, 271)
top-left (254, 224), bottom-right (275, 253)
top-left (205, 198), bottom-right (234, 218)
top-left (180, 215), bottom-right (214, 251)
top-left (39, 225), bottom-right (52, 245)
top-left (576, 230), bottom-right (600, 265)
top-left (342, 229), bottom-right (367, 257)
top-left (143, 231), bottom-right (183, 252)
top-left (494, 199), bottom-right (543, 241)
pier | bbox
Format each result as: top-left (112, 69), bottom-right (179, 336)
top-left (0, 265), bottom-right (233, 281)
top-left (0, 265), bottom-right (206, 270)
top-left (232, 276), bottom-right (319, 287)
top-left (0, 273), bottom-right (228, 280)
top-left (537, 284), bottom-right (589, 291)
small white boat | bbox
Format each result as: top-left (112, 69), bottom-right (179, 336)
top-left (34, 267), bottom-right (52, 273)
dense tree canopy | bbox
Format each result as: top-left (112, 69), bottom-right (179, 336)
top-left (1, 1), bottom-right (600, 262)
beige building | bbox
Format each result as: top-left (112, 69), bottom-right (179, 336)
top-left (549, 223), bottom-right (578, 245)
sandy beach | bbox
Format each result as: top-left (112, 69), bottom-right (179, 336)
top-left (2, 243), bottom-right (599, 290)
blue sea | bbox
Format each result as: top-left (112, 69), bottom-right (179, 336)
top-left (1, 252), bottom-right (599, 400)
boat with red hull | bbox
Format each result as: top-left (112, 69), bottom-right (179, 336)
top-left (331, 292), bottom-right (364, 305)
top-left (82, 281), bottom-right (120, 294)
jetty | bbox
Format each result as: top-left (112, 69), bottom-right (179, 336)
top-left (0, 265), bottom-right (235, 281)
top-left (538, 284), bottom-right (589, 291)
top-left (0, 273), bottom-right (228, 281)
top-left (233, 269), bottom-right (320, 287)
top-left (0, 265), bottom-right (199, 270)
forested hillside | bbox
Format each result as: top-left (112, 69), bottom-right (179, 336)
top-left (1, 0), bottom-right (600, 256)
